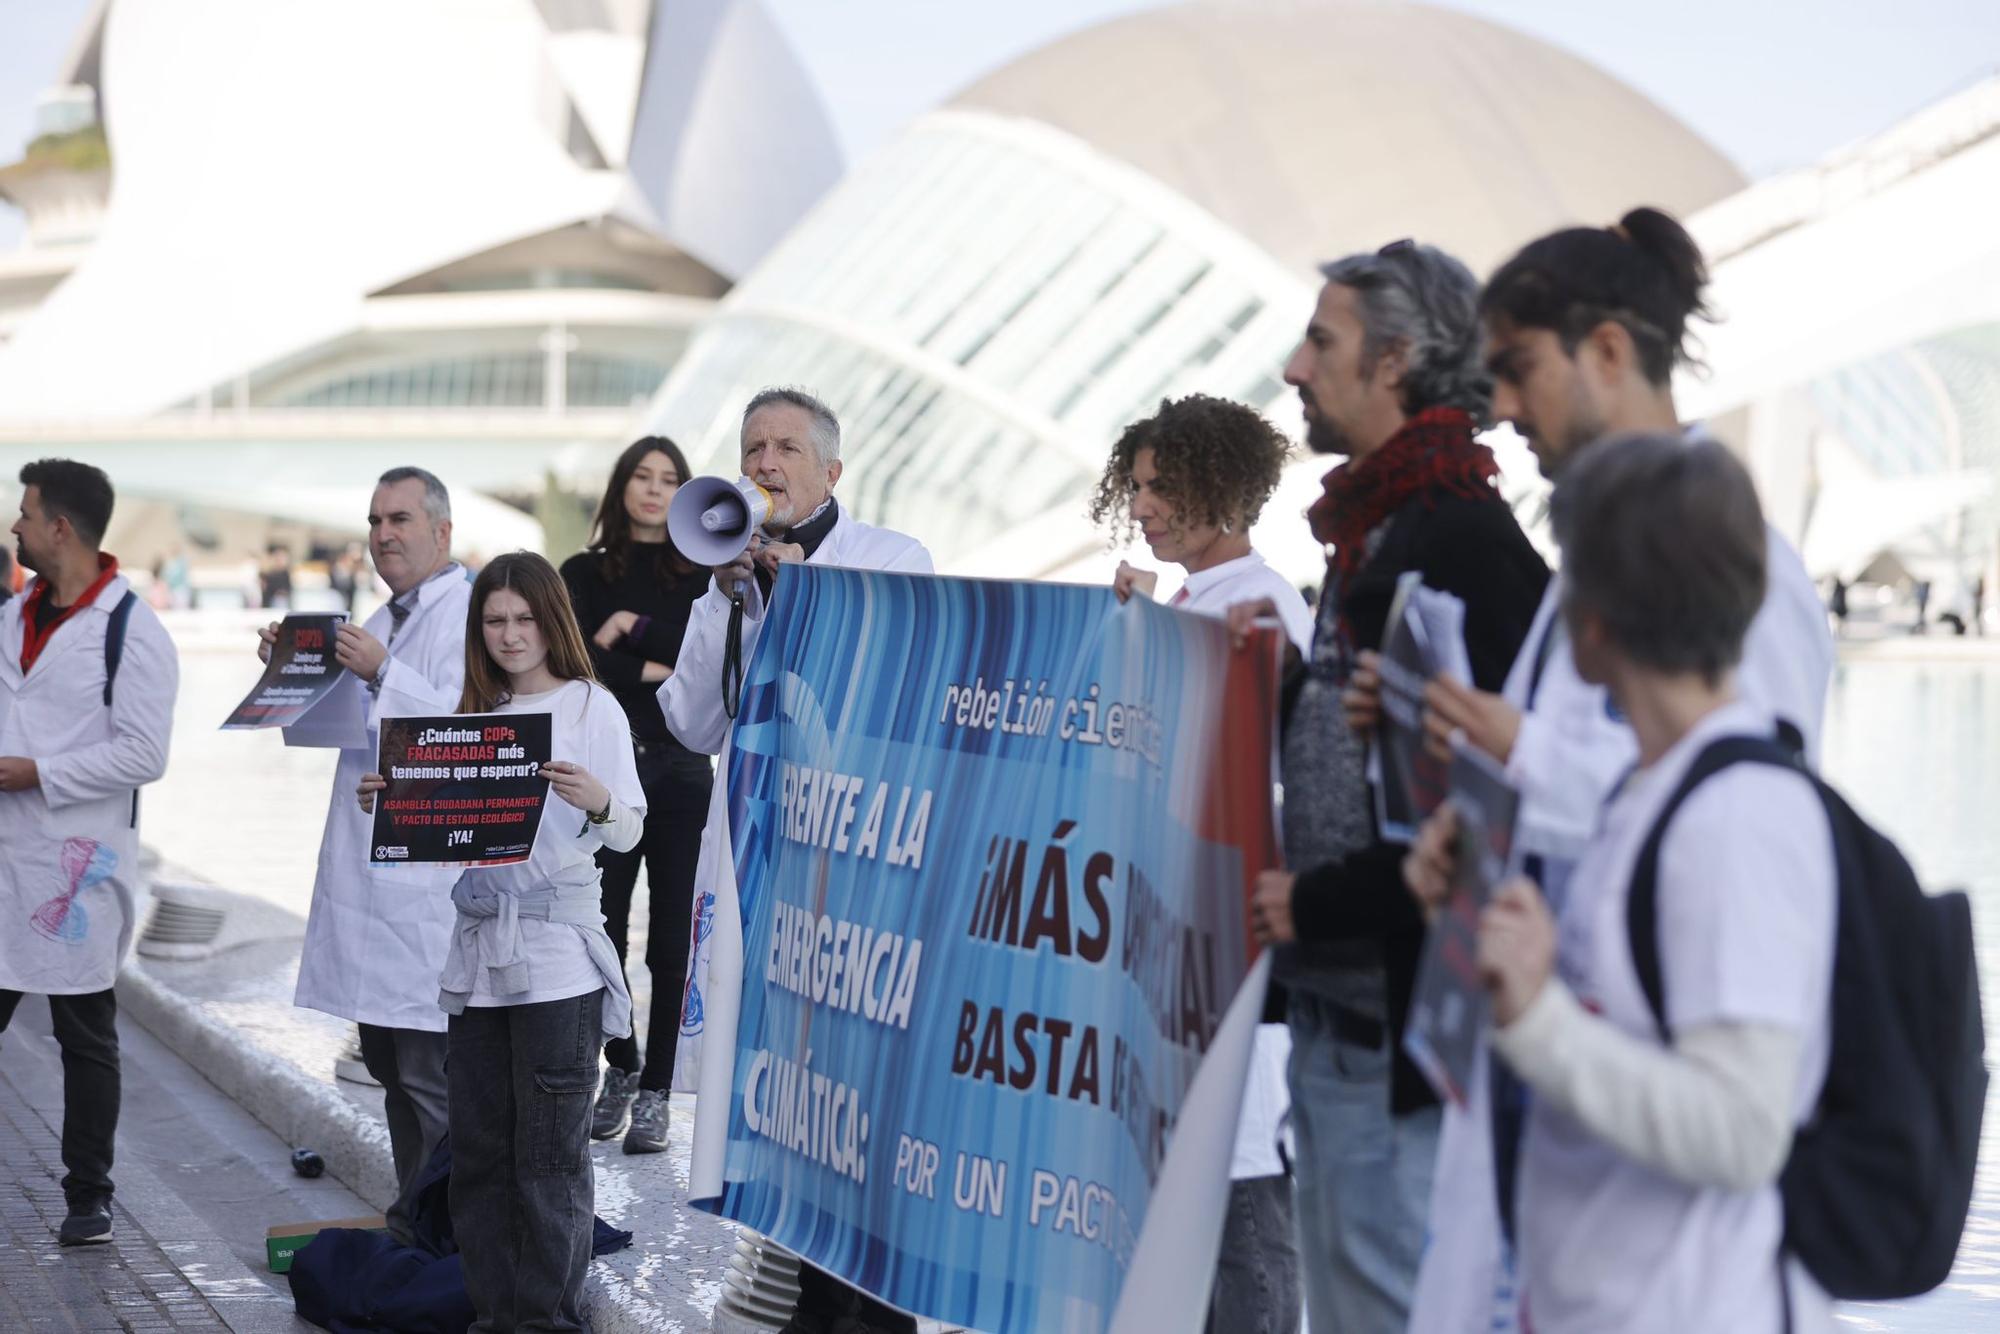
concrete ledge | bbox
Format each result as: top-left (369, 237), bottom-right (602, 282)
top-left (118, 957), bottom-right (402, 1215)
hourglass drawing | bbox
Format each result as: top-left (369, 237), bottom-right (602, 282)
top-left (30, 837), bottom-right (118, 945)
top-left (679, 890), bottom-right (716, 1035)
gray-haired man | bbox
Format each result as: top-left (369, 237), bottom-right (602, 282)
top-left (661, 389), bottom-right (932, 1334)
top-left (265, 466), bottom-right (471, 1245)
top-left (1228, 242), bottom-right (1549, 1333)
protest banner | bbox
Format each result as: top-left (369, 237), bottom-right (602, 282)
top-left (369, 713), bottom-right (551, 865)
top-left (1404, 737), bottom-right (1521, 1107)
top-left (1371, 571), bottom-right (1472, 842)
top-left (686, 566), bottom-right (1282, 1334)
top-left (220, 614), bottom-right (348, 730)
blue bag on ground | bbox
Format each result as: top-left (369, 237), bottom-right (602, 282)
top-left (288, 1138), bottom-right (634, 1332)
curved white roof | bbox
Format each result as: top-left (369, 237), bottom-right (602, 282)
top-left (0, 0), bottom-right (840, 419)
top-left (952, 0), bottom-right (1745, 279)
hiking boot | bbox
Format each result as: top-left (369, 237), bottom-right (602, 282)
top-left (624, 1088), bottom-right (670, 1154)
top-left (591, 1067), bottom-right (641, 1141)
top-left (59, 1199), bottom-right (112, 1246)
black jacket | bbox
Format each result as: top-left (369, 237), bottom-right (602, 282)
top-left (1288, 489), bottom-right (1548, 1115)
top-left (559, 546), bottom-right (709, 752)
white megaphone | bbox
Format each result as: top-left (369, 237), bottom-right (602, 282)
top-left (668, 476), bottom-right (774, 566)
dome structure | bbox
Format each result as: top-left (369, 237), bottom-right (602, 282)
top-left (953, 0), bottom-right (1745, 279)
top-left (645, 0), bottom-right (1747, 582)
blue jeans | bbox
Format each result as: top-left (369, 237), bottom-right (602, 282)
top-left (1207, 1174), bottom-right (1301, 1334)
top-left (448, 989), bottom-right (604, 1334)
top-left (1287, 989), bottom-right (1442, 1334)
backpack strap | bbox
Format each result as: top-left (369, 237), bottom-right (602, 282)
top-left (103, 590), bottom-right (138, 707)
top-left (1626, 732), bottom-right (1806, 1042)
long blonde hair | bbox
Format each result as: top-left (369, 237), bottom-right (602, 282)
top-left (458, 552), bottom-right (597, 713)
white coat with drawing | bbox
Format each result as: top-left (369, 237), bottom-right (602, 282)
top-left (660, 509), bottom-right (930, 1193)
top-left (0, 572), bottom-right (178, 995)
top-left (291, 568), bottom-right (471, 1032)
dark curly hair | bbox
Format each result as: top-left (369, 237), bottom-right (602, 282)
top-left (1088, 395), bottom-right (1291, 546)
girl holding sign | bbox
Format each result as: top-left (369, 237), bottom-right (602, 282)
top-left (359, 551), bottom-right (644, 1334)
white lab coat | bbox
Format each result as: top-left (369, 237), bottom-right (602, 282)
top-left (0, 573), bottom-right (178, 995)
top-left (291, 568), bottom-right (471, 1032)
top-left (1409, 522), bottom-right (1834, 1334)
top-left (661, 508), bottom-right (932, 1133)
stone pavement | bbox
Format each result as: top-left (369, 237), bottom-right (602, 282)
top-left (114, 873), bottom-right (746, 1332)
top-left (0, 1013), bottom-right (231, 1334)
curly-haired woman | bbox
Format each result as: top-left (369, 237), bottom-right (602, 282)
top-left (1090, 393), bottom-right (1309, 1334)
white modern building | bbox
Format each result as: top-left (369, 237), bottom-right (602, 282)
top-left (5, 0), bottom-right (1992, 607)
top-left (644, 0), bottom-right (1746, 584)
top-left (0, 0), bottom-right (843, 561)
top-left (1682, 76), bottom-right (2000, 612)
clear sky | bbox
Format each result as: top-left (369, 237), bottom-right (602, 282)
top-left (2, 0), bottom-right (1996, 250)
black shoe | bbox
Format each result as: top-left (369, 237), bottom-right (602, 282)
top-left (59, 1200), bottom-right (112, 1246)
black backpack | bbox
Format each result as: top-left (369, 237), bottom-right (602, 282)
top-left (1626, 734), bottom-right (1986, 1301)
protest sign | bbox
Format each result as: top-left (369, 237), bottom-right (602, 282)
top-left (1370, 571), bottom-right (1472, 842)
top-left (369, 713), bottom-right (551, 865)
top-left (221, 614), bottom-right (348, 730)
top-left (686, 566), bottom-right (1282, 1334)
top-left (1404, 737), bottom-right (1521, 1107)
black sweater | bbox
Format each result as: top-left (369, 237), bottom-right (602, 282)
top-left (559, 545), bottom-right (710, 750)
top-left (1287, 490), bottom-right (1549, 1115)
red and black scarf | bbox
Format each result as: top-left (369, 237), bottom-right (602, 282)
top-left (1307, 406), bottom-right (1500, 586)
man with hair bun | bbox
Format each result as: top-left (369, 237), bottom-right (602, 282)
top-left (1228, 241), bottom-right (1548, 1334)
top-left (1400, 209), bottom-right (1836, 1334)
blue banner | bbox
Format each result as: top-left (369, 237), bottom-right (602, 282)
top-left (696, 566), bottom-right (1281, 1333)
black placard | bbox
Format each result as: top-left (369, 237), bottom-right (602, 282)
top-left (369, 713), bottom-right (552, 865)
top-left (1403, 738), bottom-right (1521, 1107)
top-left (221, 614), bottom-right (349, 729)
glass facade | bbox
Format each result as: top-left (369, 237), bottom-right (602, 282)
top-left (266, 350), bottom-right (668, 410)
top-left (646, 111), bottom-right (1315, 573)
top-left (1802, 323), bottom-right (2000, 572)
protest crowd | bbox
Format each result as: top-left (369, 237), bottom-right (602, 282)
top-left (0, 200), bottom-right (1983, 1334)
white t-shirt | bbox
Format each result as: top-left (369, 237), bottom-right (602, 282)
top-left (1169, 546), bottom-right (1309, 1179)
top-left (457, 679), bottom-right (645, 1008)
top-left (1169, 550), bottom-right (1313, 655)
top-left (1517, 700), bottom-right (1837, 1333)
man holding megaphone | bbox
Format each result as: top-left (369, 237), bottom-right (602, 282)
top-left (660, 386), bottom-right (931, 1334)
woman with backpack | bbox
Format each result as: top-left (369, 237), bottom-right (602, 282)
top-left (1463, 435), bottom-right (1838, 1332)
top-left (359, 551), bottom-right (644, 1334)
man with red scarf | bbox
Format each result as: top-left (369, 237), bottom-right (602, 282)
top-left (1228, 241), bottom-right (1546, 1334)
